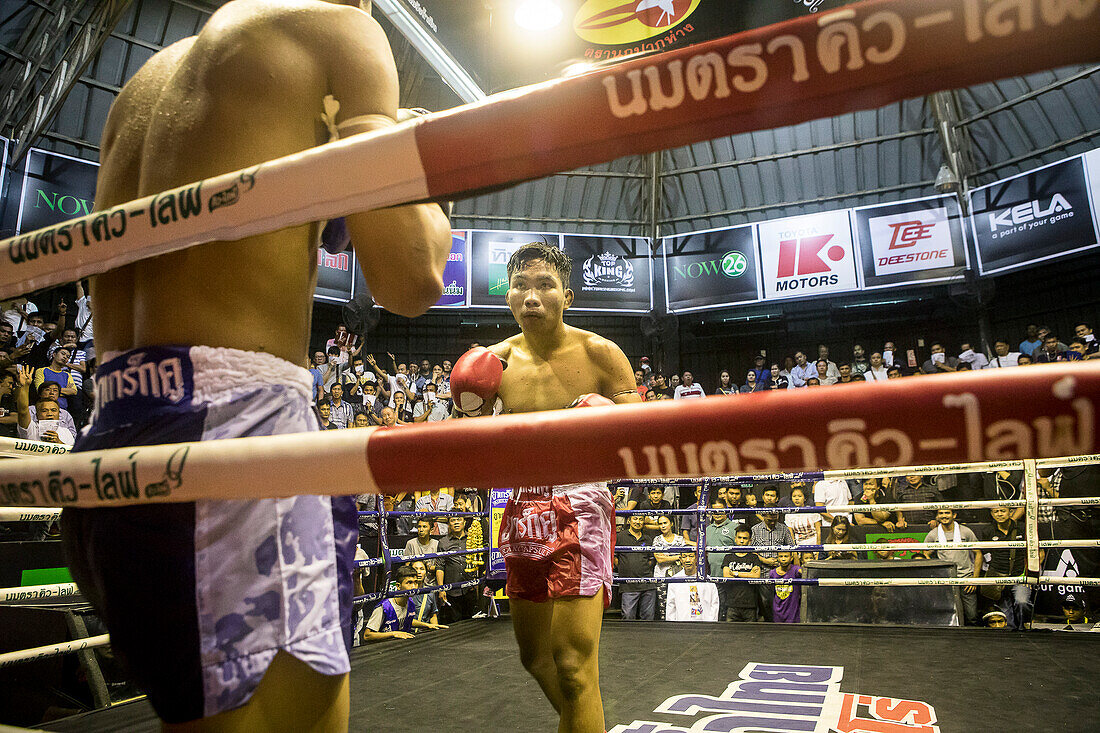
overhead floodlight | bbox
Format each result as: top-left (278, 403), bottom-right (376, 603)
top-left (372, 0), bottom-right (486, 103)
top-left (515, 0), bottom-right (564, 31)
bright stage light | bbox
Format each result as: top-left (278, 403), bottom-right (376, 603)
top-left (515, 0), bottom-right (564, 31)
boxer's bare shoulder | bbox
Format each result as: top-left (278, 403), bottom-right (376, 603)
top-left (91, 0), bottom-right (447, 363)
top-left (489, 325), bottom-right (637, 412)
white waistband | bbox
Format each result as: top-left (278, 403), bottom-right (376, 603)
top-left (99, 345), bottom-right (313, 405)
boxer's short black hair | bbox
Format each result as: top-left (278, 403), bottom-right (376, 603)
top-left (507, 242), bottom-right (572, 286)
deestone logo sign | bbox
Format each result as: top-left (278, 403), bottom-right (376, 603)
top-left (673, 250), bottom-right (746, 280)
top-left (575, 0), bottom-right (702, 44)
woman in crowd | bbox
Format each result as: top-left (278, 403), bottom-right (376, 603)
top-left (715, 370), bottom-right (737, 395)
top-left (823, 516), bottom-right (859, 560)
top-left (652, 514), bottom-right (688, 619)
top-left (739, 370), bottom-right (763, 393)
top-left (784, 485), bottom-right (821, 563)
top-left (766, 363), bottom-right (790, 390)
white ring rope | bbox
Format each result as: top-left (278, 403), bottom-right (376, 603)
top-left (0, 634), bottom-right (109, 670)
top-left (0, 582), bottom-right (79, 604)
top-left (0, 437), bottom-right (70, 459)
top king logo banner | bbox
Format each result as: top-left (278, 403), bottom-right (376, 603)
top-left (610, 662), bottom-right (940, 733)
top-left (853, 194), bottom-right (967, 289)
top-left (16, 149), bottom-right (98, 235)
top-left (469, 230), bottom-right (560, 308)
top-left (758, 209), bottom-right (858, 301)
top-left (662, 225), bottom-right (759, 313)
top-left (563, 234), bottom-right (652, 312)
top-left (435, 231), bottom-right (468, 308)
top-left (968, 155), bottom-right (1097, 275)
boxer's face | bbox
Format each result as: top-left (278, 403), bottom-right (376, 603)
top-left (507, 260), bottom-right (573, 330)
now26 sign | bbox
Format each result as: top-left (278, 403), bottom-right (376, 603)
top-left (16, 149), bottom-right (99, 234)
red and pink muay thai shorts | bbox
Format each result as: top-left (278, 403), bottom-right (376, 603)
top-left (498, 483), bottom-right (614, 607)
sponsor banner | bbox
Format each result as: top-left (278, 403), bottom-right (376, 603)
top-left (488, 487), bottom-right (510, 598)
top-left (662, 225), bottom-right (759, 312)
top-left (315, 247), bottom-right (354, 303)
top-left (434, 230), bottom-right (468, 308)
top-left (1084, 147), bottom-right (1100, 240)
top-left (968, 155), bottom-right (1098, 275)
top-left (563, 234), bottom-right (652, 312)
top-left (609, 662), bottom-right (940, 733)
top-left (469, 230), bottom-right (560, 308)
top-left (758, 209), bottom-right (858, 301)
top-left (853, 194), bottom-right (967, 289)
top-left (16, 149), bottom-right (98, 235)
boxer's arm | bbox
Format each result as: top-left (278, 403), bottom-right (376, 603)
top-left (320, 7), bottom-right (450, 317)
top-left (588, 336), bottom-right (642, 404)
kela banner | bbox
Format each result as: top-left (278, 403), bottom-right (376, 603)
top-left (662, 225), bottom-right (759, 312)
top-left (968, 155), bottom-right (1098, 275)
top-left (563, 234), bottom-right (652, 313)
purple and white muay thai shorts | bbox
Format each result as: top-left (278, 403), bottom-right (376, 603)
top-left (61, 345), bottom-right (356, 723)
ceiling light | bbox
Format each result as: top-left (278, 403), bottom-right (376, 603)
top-left (515, 0), bottom-right (563, 31)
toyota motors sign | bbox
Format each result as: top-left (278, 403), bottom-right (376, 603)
top-left (758, 210), bottom-right (858, 301)
top-left (853, 194), bottom-right (967, 289)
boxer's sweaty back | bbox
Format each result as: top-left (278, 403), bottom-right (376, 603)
top-left (92, 0), bottom-right (394, 365)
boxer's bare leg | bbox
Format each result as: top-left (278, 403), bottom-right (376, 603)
top-left (511, 598), bottom-right (564, 712)
top-left (163, 651), bottom-right (349, 733)
top-left (513, 590), bottom-right (605, 733)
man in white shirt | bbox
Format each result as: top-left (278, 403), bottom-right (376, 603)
top-left (984, 340), bottom-right (1021, 369)
top-left (922, 509), bottom-right (981, 625)
top-left (813, 479), bottom-right (852, 530)
top-left (412, 382), bottom-right (449, 422)
top-left (817, 345), bottom-right (840, 381)
top-left (673, 371), bottom-right (706, 399)
top-left (789, 351), bottom-right (817, 387)
top-left (665, 550), bottom-right (719, 622)
top-left (74, 281), bottom-right (94, 357)
top-left (957, 342), bottom-right (989, 370)
top-left (415, 488), bottom-right (454, 535)
top-left (864, 352), bottom-right (888, 381)
top-left (14, 366), bottom-right (74, 445)
top-left (328, 383), bottom-right (354, 429)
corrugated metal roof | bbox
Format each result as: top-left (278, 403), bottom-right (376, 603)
top-left (2, 1), bottom-right (1096, 236)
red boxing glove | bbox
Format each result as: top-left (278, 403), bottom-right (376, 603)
top-left (568, 393), bottom-right (614, 408)
top-left (451, 347), bottom-right (506, 416)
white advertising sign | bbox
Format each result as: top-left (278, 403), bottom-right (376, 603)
top-left (758, 209), bottom-right (858, 301)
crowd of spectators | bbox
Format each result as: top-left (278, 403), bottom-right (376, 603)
top-left (2, 296), bottom-right (1094, 632)
top-left (631, 324), bottom-right (1098, 399)
top-left (611, 467), bottom-right (1090, 629)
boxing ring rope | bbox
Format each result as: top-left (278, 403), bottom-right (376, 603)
top-left (0, 437), bottom-right (69, 459)
top-left (0, 364), bottom-right (1096, 507)
top-left (0, 0), bottom-right (1096, 298)
top-left (0, 634), bottom-right (110, 670)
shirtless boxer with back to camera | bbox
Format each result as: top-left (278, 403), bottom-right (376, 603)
top-left (450, 242), bottom-right (641, 732)
top-left (63, 0), bottom-right (451, 729)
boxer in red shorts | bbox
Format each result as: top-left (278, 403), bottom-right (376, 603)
top-left (451, 242), bottom-right (640, 733)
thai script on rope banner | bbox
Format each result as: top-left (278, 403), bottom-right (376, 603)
top-left (609, 662), bottom-right (940, 733)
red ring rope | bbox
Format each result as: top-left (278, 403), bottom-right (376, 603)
top-left (0, 363), bottom-right (1095, 507)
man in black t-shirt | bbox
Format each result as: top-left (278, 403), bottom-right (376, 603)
top-left (636, 485), bottom-right (673, 539)
top-left (722, 526), bottom-right (763, 622)
top-left (615, 515), bottom-right (656, 620)
top-left (982, 506), bottom-right (1030, 629)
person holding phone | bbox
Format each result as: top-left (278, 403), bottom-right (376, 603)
top-left (14, 365), bottom-right (73, 445)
